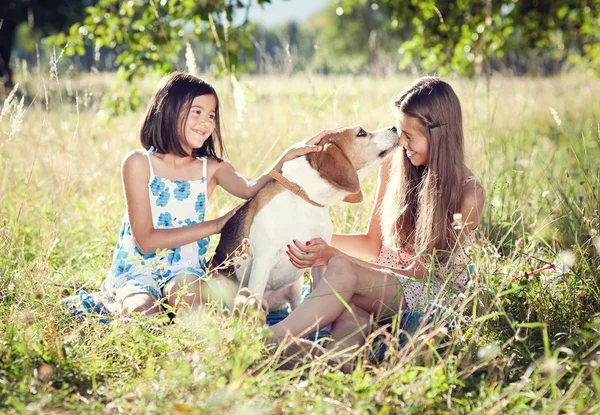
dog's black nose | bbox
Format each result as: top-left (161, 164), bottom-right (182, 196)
top-left (389, 126), bottom-right (397, 133)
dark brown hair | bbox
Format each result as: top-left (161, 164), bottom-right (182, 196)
top-left (140, 72), bottom-right (226, 160)
top-left (382, 76), bottom-right (465, 263)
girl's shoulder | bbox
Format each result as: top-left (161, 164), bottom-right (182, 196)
top-left (122, 149), bottom-right (150, 170)
top-left (459, 166), bottom-right (484, 208)
top-left (205, 157), bottom-right (233, 175)
top-left (121, 149), bottom-right (151, 182)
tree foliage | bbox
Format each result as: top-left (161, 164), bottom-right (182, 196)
top-left (1, 0), bottom-right (94, 90)
top-left (52, 0), bottom-right (276, 113)
top-left (335, 0), bottom-right (600, 77)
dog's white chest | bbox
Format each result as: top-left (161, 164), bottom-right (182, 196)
top-left (240, 192), bottom-right (333, 291)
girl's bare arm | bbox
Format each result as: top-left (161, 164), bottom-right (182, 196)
top-left (212, 130), bottom-right (334, 200)
top-left (327, 158), bottom-right (392, 260)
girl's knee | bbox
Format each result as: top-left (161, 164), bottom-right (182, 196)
top-left (338, 304), bottom-right (371, 326)
top-left (165, 274), bottom-right (201, 296)
top-left (164, 274), bottom-right (202, 309)
top-left (327, 256), bottom-right (354, 273)
top-left (122, 293), bottom-right (158, 315)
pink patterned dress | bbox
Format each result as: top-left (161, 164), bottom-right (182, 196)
top-left (376, 176), bottom-right (478, 310)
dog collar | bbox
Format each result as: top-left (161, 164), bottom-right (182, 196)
top-left (269, 170), bottom-right (325, 208)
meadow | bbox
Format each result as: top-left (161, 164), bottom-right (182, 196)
top-left (1, 69), bottom-right (599, 414)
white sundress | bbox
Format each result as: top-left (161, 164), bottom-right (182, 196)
top-left (101, 150), bottom-right (210, 302)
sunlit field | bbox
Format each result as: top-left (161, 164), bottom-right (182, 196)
top-left (1, 68), bottom-right (599, 413)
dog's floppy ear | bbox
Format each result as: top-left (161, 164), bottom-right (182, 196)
top-left (343, 191), bottom-right (363, 203)
top-left (311, 143), bottom-right (361, 194)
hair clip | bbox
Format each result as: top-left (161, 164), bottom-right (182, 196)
top-left (429, 123), bottom-right (448, 130)
top-left (147, 146), bottom-right (156, 155)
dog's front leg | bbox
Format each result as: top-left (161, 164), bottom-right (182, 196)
top-left (247, 257), bottom-right (271, 302)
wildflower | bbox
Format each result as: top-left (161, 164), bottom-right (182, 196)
top-left (34, 290), bottom-right (44, 300)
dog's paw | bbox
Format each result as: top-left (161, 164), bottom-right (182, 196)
top-left (232, 288), bottom-right (265, 321)
top-left (261, 298), bottom-right (269, 316)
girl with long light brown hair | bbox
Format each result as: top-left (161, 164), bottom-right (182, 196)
top-left (272, 76), bottom-right (485, 348)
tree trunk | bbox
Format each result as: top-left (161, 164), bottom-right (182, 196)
top-left (0, 19), bottom-right (16, 92)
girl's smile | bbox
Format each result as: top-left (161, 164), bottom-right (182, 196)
top-left (396, 113), bottom-right (430, 167)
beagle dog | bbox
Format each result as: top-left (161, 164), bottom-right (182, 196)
top-left (208, 125), bottom-right (399, 313)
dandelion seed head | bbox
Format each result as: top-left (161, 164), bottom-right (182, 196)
top-left (558, 250), bottom-right (576, 268)
top-left (35, 364), bottom-right (55, 383)
top-left (477, 343), bottom-right (501, 360)
top-left (19, 309), bottom-right (35, 327)
top-left (541, 357), bottom-right (560, 376)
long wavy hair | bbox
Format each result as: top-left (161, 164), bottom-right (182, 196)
top-left (381, 76), bottom-right (465, 263)
top-left (140, 72), bottom-right (227, 161)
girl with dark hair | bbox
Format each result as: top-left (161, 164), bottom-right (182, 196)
top-left (274, 77), bottom-right (485, 349)
top-left (102, 72), bottom-right (329, 317)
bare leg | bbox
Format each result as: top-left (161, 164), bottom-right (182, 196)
top-left (328, 303), bottom-right (373, 352)
top-left (163, 273), bottom-right (203, 314)
top-left (271, 256), bottom-right (405, 338)
top-left (121, 292), bottom-right (161, 316)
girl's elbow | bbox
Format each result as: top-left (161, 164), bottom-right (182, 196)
top-left (241, 189), bottom-right (254, 200)
top-left (366, 236), bottom-right (383, 260)
top-left (132, 233), bottom-right (154, 255)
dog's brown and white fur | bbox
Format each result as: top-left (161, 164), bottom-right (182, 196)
top-left (209, 126), bottom-right (398, 313)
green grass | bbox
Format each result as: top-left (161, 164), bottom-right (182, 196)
top-left (1, 70), bottom-right (600, 414)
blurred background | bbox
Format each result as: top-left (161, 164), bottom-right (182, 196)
top-left (3, 0), bottom-right (599, 101)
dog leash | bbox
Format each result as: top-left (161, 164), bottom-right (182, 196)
top-left (269, 170), bottom-right (325, 208)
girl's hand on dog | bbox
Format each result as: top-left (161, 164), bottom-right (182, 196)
top-left (213, 205), bottom-right (242, 234)
top-left (274, 129), bottom-right (337, 172)
top-left (286, 238), bottom-right (339, 269)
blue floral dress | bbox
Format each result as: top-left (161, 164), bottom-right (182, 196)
top-left (102, 150), bottom-right (210, 302)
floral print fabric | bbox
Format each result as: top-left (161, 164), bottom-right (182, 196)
top-left (102, 151), bottom-right (210, 301)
